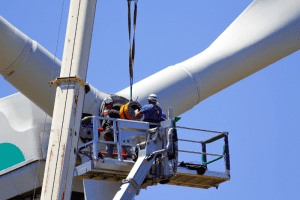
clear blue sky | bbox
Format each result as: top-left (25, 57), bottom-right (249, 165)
top-left (1, 1), bottom-right (300, 199)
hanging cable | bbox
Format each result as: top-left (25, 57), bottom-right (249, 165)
top-left (127, 0), bottom-right (138, 102)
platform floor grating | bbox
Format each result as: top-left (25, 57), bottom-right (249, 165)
top-left (167, 173), bottom-right (229, 189)
top-left (75, 165), bottom-right (229, 189)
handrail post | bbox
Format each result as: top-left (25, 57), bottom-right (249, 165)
top-left (93, 117), bottom-right (99, 160)
top-left (113, 119), bottom-right (117, 143)
top-left (117, 119), bottom-right (123, 161)
top-left (224, 132), bottom-right (230, 174)
top-left (168, 107), bottom-right (173, 120)
top-left (202, 143), bottom-right (207, 164)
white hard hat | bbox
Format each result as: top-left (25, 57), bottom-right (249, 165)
top-left (148, 94), bottom-right (158, 103)
top-left (103, 97), bottom-right (113, 105)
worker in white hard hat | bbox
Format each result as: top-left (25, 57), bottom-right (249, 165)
top-left (100, 97), bottom-right (137, 160)
top-left (135, 94), bottom-right (167, 127)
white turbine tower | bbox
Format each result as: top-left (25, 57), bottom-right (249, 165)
top-left (0, 0), bottom-right (300, 199)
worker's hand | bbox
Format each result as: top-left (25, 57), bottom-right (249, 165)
top-left (134, 109), bottom-right (139, 115)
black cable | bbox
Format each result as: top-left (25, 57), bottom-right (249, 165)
top-left (127, 0), bottom-right (138, 101)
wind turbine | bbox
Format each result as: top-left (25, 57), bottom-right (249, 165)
top-left (0, 1), bottom-right (299, 200)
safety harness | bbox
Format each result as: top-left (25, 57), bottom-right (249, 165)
top-left (101, 108), bottom-right (114, 141)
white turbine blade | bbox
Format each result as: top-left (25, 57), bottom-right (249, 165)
top-left (0, 16), bottom-right (29, 71)
top-left (0, 16), bottom-right (60, 116)
top-left (0, 16), bottom-right (108, 117)
top-left (183, 0), bottom-right (300, 102)
top-left (117, 0), bottom-right (300, 116)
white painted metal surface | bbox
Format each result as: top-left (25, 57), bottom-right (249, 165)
top-left (41, 0), bottom-right (97, 199)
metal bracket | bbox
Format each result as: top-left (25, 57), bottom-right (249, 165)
top-left (49, 76), bottom-right (84, 87)
top-left (122, 178), bottom-right (140, 195)
top-left (49, 76), bottom-right (90, 94)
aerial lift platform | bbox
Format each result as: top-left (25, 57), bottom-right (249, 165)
top-left (74, 115), bottom-right (230, 199)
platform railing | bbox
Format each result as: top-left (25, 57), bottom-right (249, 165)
top-left (78, 116), bottom-right (230, 176)
top-left (78, 116), bottom-right (160, 161)
top-left (176, 127), bottom-right (230, 175)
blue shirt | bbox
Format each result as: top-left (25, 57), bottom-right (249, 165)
top-left (139, 104), bottom-right (167, 122)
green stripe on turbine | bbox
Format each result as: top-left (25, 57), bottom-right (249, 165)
top-left (0, 143), bottom-right (25, 171)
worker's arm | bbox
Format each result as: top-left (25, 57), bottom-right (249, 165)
top-left (108, 109), bottom-right (121, 118)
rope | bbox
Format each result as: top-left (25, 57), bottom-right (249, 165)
top-left (32, 0), bottom-right (65, 199)
top-left (127, 0), bottom-right (138, 101)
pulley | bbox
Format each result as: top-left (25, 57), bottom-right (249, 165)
top-left (120, 101), bottom-right (142, 120)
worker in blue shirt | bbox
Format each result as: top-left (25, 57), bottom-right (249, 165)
top-left (135, 94), bottom-right (167, 126)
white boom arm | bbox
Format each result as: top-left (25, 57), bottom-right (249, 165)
top-left (113, 126), bottom-right (177, 200)
top-left (113, 140), bottom-right (159, 200)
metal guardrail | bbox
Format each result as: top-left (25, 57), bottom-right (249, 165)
top-left (78, 116), bottom-right (161, 161)
top-left (176, 126), bottom-right (224, 134)
top-left (78, 117), bottom-right (230, 175)
top-left (178, 150), bottom-right (225, 157)
top-left (176, 127), bottom-right (230, 175)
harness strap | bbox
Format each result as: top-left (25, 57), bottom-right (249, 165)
top-left (156, 105), bottom-right (161, 122)
top-left (144, 105), bottom-right (161, 122)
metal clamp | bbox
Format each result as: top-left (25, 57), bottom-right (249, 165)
top-left (49, 76), bottom-right (90, 94)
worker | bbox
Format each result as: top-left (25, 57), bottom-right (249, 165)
top-left (134, 94), bottom-right (167, 127)
top-left (100, 97), bottom-right (137, 160)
